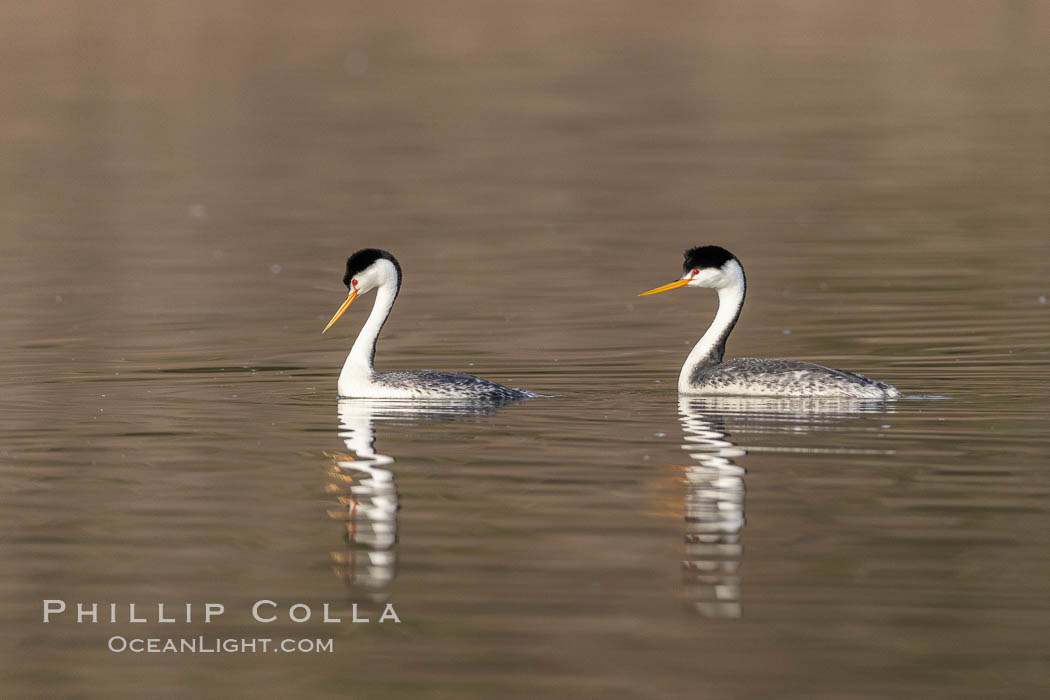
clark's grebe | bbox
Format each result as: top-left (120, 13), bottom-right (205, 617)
top-left (640, 246), bottom-right (900, 398)
top-left (323, 249), bottom-right (534, 400)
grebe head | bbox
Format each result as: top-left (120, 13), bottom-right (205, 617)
top-left (342, 249), bottom-right (402, 295)
top-left (639, 245), bottom-right (743, 296)
top-left (322, 249), bottom-right (403, 333)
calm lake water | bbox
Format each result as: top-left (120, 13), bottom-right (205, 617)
top-left (2, 2), bottom-right (1049, 698)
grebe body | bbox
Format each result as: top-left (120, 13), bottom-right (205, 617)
top-left (640, 246), bottom-right (899, 399)
top-left (324, 249), bottom-right (533, 401)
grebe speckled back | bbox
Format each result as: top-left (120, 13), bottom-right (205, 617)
top-left (322, 249), bottom-right (534, 400)
top-left (639, 246), bottom-right (900, 398)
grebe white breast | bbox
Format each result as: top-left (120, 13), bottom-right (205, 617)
top-left (639, 246), bottom-right (900, 399)
top-left (322, 249), bottom-right (534, 401)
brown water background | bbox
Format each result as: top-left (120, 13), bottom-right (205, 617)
top-left (1, 1), bottom-right (1049, 698)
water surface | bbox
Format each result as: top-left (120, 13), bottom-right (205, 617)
top-left (2, 2), bottom-right (1049, 698)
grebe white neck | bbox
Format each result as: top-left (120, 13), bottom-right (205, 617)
top-left (678, 260), bottom-right (746, 392)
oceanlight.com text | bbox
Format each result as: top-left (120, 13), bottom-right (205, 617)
top-left (107, 636), bottom-right (334, 654)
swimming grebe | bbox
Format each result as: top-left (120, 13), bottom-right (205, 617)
top-left (323, 249), bottom-right (534, 400)
top-left (639, 246), bottom-right (899, 398)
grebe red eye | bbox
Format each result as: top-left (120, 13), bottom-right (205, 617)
top-left (352, 279), bottom-right (358, 287)
top-left (692, 269), bottom-right (699, 276)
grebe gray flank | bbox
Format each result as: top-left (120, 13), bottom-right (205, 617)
top-left (323, 249), bottom-right (534, 401)
top-left (639, 246), bottom-right (900, 399)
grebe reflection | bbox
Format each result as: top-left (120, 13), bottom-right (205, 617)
top-left (678, 397), bottom-right (746, 618)
top-left (676, 396), bottom-right (895, 618)
top-left (328, 400), bottom-right (400, 598)
top-left (327, 399), bottom-right (511, 599)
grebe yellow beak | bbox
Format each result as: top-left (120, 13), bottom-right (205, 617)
top-left (322, 290), bottom-right (359, 333)
top-left (638, 279), bottom-right (689, 296)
